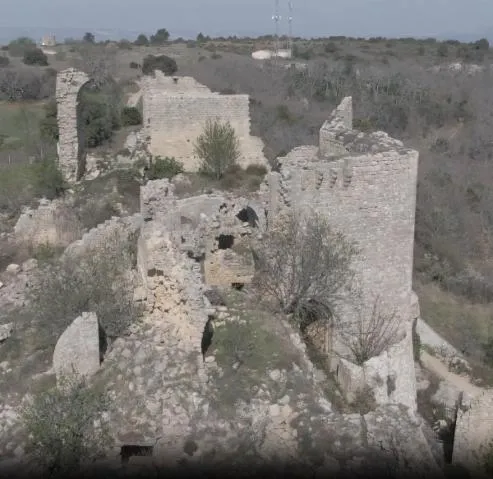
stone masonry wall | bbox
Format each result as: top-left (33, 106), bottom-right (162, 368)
top-left (62, 214), bottom-right (143, 261)
top-left (141, 73), bottom-right (268, 171)
top-left (56, 68), bottom-right (90, 182)
top-left (270, 143), bottom-right (419, 321)
top-left (452, 390), bottom-right (493, 474)
top-left (267, 97), bottom-right (419, 410)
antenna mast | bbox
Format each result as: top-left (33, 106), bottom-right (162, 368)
top-left (287, 0), bottom-right (293, 53)
top-left (272, 0), bottom-right (281, 58)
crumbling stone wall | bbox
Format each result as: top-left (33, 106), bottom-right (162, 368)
top-left (266, 97), bottom-right (419, 410)
top-left (141, 73), bottom-right (268, 171)
top-left (452, 390), bottom-right (493, 474)
top-left (62, 214), bottom-right (143, 261)
top-left (14, 198), bottom-right (83, 249)
top-left (140, 180), bottom-right (264, 287)
top-left (56, 68), bottom-right (90, 182)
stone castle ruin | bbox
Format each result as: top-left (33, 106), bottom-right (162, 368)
top-left (266, 97), bottom-right (419, 409)
top-left (6, 68), bottom-right (478, 474)
top-left (55, 69), bottom-right (269, 182)
top-left (141, 72), bottom-right (269, 171)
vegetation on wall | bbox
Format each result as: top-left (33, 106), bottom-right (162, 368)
top-left (194, 118), bottom-right (241, 180)
top-left (142, 54), bottom-right (178, 76)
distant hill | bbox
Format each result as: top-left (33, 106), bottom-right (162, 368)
top-left (1, 25), bottom-right (493, 46)
top-left (0, 26), bottom-right (155, 45)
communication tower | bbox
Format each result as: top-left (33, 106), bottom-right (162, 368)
top-left (272, 0), bottom-right (281, 58)
top-left (287, 0), bottom-right (293, 52)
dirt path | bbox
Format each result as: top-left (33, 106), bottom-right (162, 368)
top-left (420, 351), bottom-right (484, 396)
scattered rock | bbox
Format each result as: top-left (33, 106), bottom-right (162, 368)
top-left (5, 264), bottom-right (20, 274)
top-left (0, 323), bottom-right (13, 342)
top-left (133, 287), bottom-right (147, 303)
top-left (52, 312), bottom-right (100, 382)
top-left (21, 258), bottom-right (38, 272)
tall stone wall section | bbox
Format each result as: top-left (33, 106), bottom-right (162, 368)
top-left (141, 73), bottom-right (268, 171)
top-left (452, 390), bottom-right (493, 474)
top-left (267, 97), bottom-right (419, 411)
top-left (137, 179), bottom-right (209, 374)
top-left (56, 68), bottom-right (90, 183)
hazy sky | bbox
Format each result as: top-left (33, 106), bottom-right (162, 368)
top-left (1, 0), bottom-right (492, 39)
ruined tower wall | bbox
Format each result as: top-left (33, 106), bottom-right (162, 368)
top-left (268, 97), bottom-right (420, 410)
top-left (142, 75), bottom-right (268, 171)
top-left (56, 68), bottom-right (90, 182)
top-left (271, 144), bottom-right (419, 316)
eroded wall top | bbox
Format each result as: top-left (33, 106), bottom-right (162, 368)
top-left (142, 74), bottom-right (268, 171)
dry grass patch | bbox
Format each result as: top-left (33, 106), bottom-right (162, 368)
top-left (416, 281), bottom-right (493, 385)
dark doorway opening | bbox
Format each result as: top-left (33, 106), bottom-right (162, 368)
top-left (217, 234), bottom-right (234, 249)
top-left (236, 206), bottom-right (259, 228)
top-left (120, 445), bottom-right (154, 464)
top-left (201, 318), bottom-right (214, 362)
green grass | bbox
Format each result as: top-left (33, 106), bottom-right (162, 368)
top-left (416, 281), bottom-right (493, 386)
top-left (0, 101), bottom-right (46, 151)
top-left (209, 290), bottom-right (303, 416)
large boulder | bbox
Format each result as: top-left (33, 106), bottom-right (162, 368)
top-left (53, 312), bottom-right (100, 382)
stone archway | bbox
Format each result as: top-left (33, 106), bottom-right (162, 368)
top-left (56, 68), bottom-right (90, 182)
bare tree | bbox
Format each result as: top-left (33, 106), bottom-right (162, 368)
top-left (337, 295), bottom-right (402, 365)
top-left (253, 209), bottom-right (358, 327)
top-left (74, 44), bottom-right (116, 88)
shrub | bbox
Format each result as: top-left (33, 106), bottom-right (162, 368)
top-left (0, 157), bottom-right (65, 215)
top-left (31, 157), bottom-right (67, 199)
top-left (194, 118), bottom-right (241, 180)
top-left (252, 210), bottom-right (358, 328)
top-left (337, 296), bottom-right (401, 365)
top-left (23, 48), bottom-right (49, 66)
top-left (146, 156), bottom-right (184, 180)
top-left (142, 54), bottom-right (177, 76)
top-left (28, 229), bottom-right (141, 340)
top-left (39, 100), bottom-right (59, 141)
top-left (20, 374), bottom-right (111, 477)
top-left (134, 34), bottom-right (150, 46)
top-left (437, 43), bottom-right (449, 57)
top-left (150, 28), bottom-right (170, 45)
top-left (54, 51), bottom-right (66, 61)
top-left (0, 56), bottom-right (9, 67)
top-left (8, 37), bottom-right (36, 57)
top-left (121, 106), bottom-right (142, 126)
top-left (77, 83), bottom-right (122, 148)
top-left (129, 61), bottom-right (140, 69)
top-left (83, 32), bottom-right (95, 43)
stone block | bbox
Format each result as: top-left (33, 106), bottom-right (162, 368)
top-left (52, 311), bottom-right (100, 382)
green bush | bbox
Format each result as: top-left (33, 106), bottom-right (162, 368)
top-left (437, 43), bottom-right (449, 57)
top-left (23, 48), bottom-right (49, 66)
top-left (0, 55), bottom-right (9, 67)
top-left (0, 157), bottom-right (66, 215)
top-left (39, 100), bottom-right (59, 141)
top-left (77, 84), bottom-right (122, 148)
top-left (150, 28), bottom-right (170, 45)
top-left (8, 37), bottom-right (36, 57)
top-left (142, 54), bottom-right (177, 76)
top-left (194, 119), bottom-right (241, 180)
top-left (21, 374), bottom-right (111, 477)
top-left (121, 106), bottom-right (142, 126)
top-left (54, 51), bottom-right (66, 61)
top-left (134, 34), bottom-right (150, 46)
top-left (146, 156), bottom-right (184, 180)
top-left (28, 228), bottom-right (142, 340)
